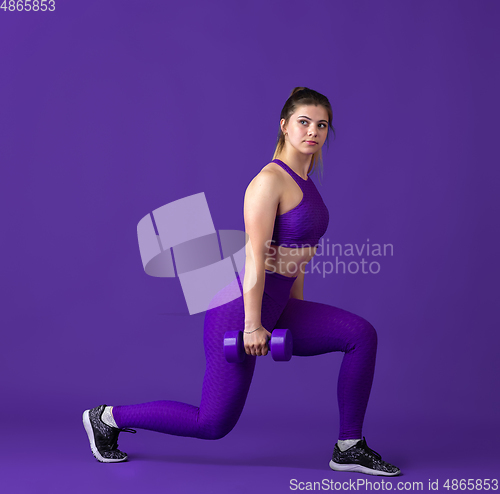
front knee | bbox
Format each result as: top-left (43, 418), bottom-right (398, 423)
top-left (364, 320), bottom-right (378, 345)
top-left (348, 318), bottom-right (378, 351)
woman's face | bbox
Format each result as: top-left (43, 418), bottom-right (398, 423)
top-left (281, 104), bottom-right (329, 155)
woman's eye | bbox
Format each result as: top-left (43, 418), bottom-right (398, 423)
top-left (299, 120), bottom-right (326, 128)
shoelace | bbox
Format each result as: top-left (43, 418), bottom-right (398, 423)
top-left (119, 428), bottom-right (137, 434)
top-left (105, 427), bottom-right (137, 451)
top-left (358, 437), bottom-right (382, 460)
top-left (109, 427), bottom-right (137, 451)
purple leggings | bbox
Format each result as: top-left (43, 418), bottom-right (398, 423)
top-left (113, 269), bottom-right (377, 441)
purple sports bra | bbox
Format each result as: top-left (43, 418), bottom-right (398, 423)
top-left (271, 159), bottom-right (329, 248)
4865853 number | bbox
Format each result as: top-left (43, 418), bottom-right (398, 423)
top-left (443, 479), bottom-right (499, 491)
top-left (1, 0), bottom-right (56, 11)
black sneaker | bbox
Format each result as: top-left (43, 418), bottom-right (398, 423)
top-left (329, 437), bottom-right (401, 476)
top-left (82, 404), bottom-right (136, 463)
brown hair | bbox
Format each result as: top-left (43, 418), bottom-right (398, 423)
top-left (272, 87), bottom-right (335, 182)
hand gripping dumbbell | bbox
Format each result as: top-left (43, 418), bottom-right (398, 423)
top-left (223, 329), bottom-right (293, 363)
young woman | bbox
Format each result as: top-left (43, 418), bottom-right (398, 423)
top-left (83, 87), bottom-right (401, 476)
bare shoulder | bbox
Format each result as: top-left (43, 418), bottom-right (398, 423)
top-left (261, 160), bottom-right (286, 180)
top-left (246, 161), bottom-right (285, 194)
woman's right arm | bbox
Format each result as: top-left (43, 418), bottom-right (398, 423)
top-left (242, 169), bottom-right (282, 356)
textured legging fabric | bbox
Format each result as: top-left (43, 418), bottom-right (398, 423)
top-left (113, 268), bottom-right (377, 441)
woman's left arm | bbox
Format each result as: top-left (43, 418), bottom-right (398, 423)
top-left (289, 269), bottom-right (305, 300)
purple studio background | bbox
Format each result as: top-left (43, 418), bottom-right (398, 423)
top-left (1, 1), bottom-right (499, 493)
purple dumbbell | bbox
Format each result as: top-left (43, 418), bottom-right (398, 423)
top-left (223, 328), bottom-right (293, 363)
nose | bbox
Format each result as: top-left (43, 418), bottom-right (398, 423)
top-left (308, 125), bottom-right (318, 137)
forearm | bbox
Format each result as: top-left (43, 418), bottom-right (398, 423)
top-left (289, 287), bottom-right (304, 300)
top-left (242, 257), bottom-right (265, 330)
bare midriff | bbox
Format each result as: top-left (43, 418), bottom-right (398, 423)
top-left (264, 244), bottom-right (317, 277)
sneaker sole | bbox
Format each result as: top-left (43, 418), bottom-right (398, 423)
top-left (329, 460), bottom-right (400, 476)
top-left (82, 410), bottom-right (128, 463)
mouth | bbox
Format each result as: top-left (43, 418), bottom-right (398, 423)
top-left (305, 141), bottom-right (317, 144)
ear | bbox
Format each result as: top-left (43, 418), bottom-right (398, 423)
top-left (280, 118), bottom-right (287, 134)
